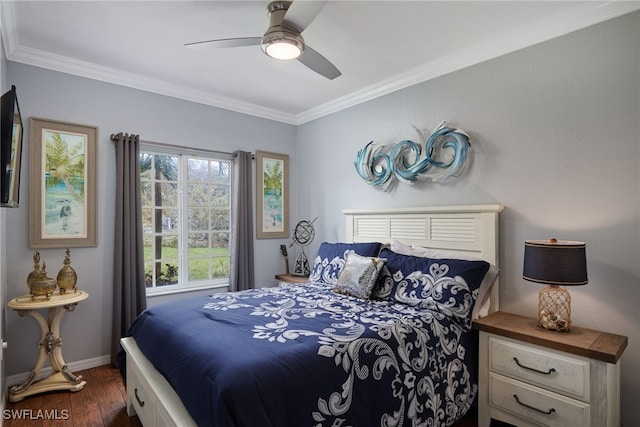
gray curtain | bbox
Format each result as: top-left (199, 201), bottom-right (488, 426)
top-left (111, 133), bottom-right (146, 366)
top-left (230, 150), bottom-right (255, 291)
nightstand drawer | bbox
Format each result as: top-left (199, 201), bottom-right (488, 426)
top-left (489, 336), bottom-right (590, 401)
top-left (490, 373), bottom-right (589, 427)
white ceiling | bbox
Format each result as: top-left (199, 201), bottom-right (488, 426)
top-left (2, 1), bottom-right (638, 124)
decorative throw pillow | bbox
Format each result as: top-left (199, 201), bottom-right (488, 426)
top-left (374, 247), bottom-right (491, 330)
top-left (334, 253), bottom-right (386, 300)
top-left (309, 242), bottom-right (383, 284)
top-left (390, 240), bottom-right (499, 319)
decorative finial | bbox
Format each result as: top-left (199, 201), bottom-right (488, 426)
top-left (57, 248), bottom-right (78, 294)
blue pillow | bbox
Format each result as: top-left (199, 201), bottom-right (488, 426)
top-left (309, 242), bottom-right (382, 285)
top-left (374, 248), bottom-right (490, 330)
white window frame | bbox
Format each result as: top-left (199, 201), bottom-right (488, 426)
top-left (140, 142), bottom-right (233, 296)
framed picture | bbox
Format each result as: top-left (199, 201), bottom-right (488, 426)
top-left (29, 118), bottom-right (97, 248)
top-left (256, 150), bottom-right (289, 239)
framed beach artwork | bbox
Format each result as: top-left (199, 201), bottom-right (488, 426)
top-left (29, 118), bottom-right (97, 248)
top-left (256, 150), bottom-right (289, 239)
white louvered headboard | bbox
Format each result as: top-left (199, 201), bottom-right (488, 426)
top-left (344, 204), bottom-right (504, 313)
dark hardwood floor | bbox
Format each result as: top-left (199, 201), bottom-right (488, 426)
top-left (3, 364), bottom-right (496, 427)
top-left (4, 365), bottom-right (142, 427)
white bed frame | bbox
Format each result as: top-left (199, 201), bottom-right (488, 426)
top-left (343, 204), bottom-right (503, 313)
top-left (121, 204), bottom-right (503, 427)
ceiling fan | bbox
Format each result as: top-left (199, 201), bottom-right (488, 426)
top-left (185, 0), bottom-right (341, 80)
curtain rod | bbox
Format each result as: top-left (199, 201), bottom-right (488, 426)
top-left (109, 133), bottom-right (254, 158)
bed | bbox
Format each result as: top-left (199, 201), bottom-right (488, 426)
top-left (120, 204), bottom-right (503, 427)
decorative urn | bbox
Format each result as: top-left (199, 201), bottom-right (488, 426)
top-left (27, 253), bottom-right (57, 300)
top-left (57, 248), bottom-right (78, 294)
top-left (26, 251), bottom-right (44, 292)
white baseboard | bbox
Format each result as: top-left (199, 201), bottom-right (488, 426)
top-left (6, 354), bottom-right (111, 388)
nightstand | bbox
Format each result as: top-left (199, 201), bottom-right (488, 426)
top-left (275, 273), bottom-right (309, 286)
top-left (7, 290), bottom-right (89, 402)
top-left (473, 311), bottom-right (627, 427)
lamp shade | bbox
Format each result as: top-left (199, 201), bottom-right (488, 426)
top-left (523, 239), bottom-right (588, 286)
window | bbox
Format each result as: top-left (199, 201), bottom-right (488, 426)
top-left (140, 145), bottom-right (232, 294)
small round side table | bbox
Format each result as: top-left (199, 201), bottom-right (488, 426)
top-left (8, 290), bottom-right (89, 402)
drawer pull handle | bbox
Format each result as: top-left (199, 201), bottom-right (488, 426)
top-left (513, 394), bottom-right (556, 415)
top-left (134, 387), bottom-right (145, 407)
top-left (513, 357), bottom-right (556, 375)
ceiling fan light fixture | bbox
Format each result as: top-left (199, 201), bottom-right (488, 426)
top-left (261, 30), bottom-right (304, 60)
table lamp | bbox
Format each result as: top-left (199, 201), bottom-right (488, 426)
top-left (522, 238), bottom-right (588, 332)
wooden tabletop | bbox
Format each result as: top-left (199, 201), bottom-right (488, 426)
top-left (473, 311), bottom-right (628, 364)
top-left (275, 273), bottom-right (309, 283)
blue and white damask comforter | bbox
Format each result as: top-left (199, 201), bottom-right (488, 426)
top-left (127, 281), bottom-right (479, 427)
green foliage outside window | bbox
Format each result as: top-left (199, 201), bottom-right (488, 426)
top-left (141, 150), bottom-right (231, 290)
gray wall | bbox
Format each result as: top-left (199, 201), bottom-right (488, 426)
top-left (3, 64), bottom-right (297, 375)
top-left (296, 12), bottom-right (639, 424)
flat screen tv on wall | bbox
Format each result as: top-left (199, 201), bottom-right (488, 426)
top-left (1, 85), bottom-right (23, 208)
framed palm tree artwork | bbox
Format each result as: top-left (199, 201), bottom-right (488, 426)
top-left (29, 118), bottom-right (97, 248)
top-left (256, 150), bottom-right (289, 239)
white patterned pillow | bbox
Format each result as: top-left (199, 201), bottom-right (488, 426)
top-left (309, 242), bottom-right (383, 284)
top-left (334, 253), bottom-right (386, 300)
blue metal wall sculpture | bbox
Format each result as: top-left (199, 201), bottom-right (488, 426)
top-left (354, 121), bottom-right (471, 191)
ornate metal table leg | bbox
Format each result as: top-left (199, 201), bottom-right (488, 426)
top-left (9, 309), bottom-right (49, 400)
top-left (8, 303), bottom-right (86, 402)
top-left (50, 303), bottom-right (84, 384)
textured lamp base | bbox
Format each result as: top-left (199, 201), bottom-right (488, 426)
top-left (538, 285), bottom-right (571, 332)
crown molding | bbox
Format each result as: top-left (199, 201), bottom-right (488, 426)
top-left (7, 45), bottom-right (298, 124)
top-left (0, 0), bottom-right (19, 56)
top-left (1, 0), bottom-right (298, 126)
top-left (296, 1), bottom-right (640, 124)
top-left (2, 1), bottom-right (638, 126)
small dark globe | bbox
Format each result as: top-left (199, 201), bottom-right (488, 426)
top-left (293, 220), bottom-right (315, 246)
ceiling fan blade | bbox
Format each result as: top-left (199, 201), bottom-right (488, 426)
top-left (297, 45), bottom-right (341, 80)
top-left (184, 37), bottom-right (262, 49)
top-left (283, 0), bottom-right (327, 33)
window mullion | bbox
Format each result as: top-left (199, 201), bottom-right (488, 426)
top-left (179, 155), bottom-right (187, 286)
